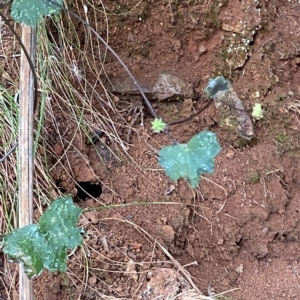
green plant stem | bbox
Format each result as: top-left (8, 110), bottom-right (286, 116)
top-left (169, 99), bottom-right (213, 126)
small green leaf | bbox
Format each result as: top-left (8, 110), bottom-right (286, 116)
top-left (11, 0), bottom-right (63, 26)
top-left (151, 118), bottom-right (167, 133)
top-left (2, 196), bottom-right (83, 278)
top-left (158, 131), bottom-right (221, 187)
top-left (252, 103), bottom-right (263, 120)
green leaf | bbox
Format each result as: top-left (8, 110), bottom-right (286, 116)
top-left (158, 131), bottom-right (221, 187)
top-left (11, 0), bottom-right (63, 26)
top-left (151, 118), bottom-right (167, 133)
top-left (2, 196), bottom-right (83, 278)
top-left (252, 103), bottom-right (263, 120)
top-left (2, 225), bottom-right (46, 278)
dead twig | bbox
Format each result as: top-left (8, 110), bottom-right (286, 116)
top-left (0, 143), bottom-right (18, 163)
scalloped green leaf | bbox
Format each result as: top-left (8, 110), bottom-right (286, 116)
top-left (2, 196), bottom-right (82, 278)
top-left (151, 118), bottom-right (167, 133)
top-left (252, 103), bottom-right (263, 120)
top-left (158, 131), bottom-right (221, 187)
top-left (11, 0), bottom-right (63, 26)
top-left (2, 225), bottom-right (45, 278)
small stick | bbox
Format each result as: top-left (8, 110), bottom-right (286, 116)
top-left (18, 24), bottom-right (36, 300)
top-left (0, 143), bottom-right (18, 163)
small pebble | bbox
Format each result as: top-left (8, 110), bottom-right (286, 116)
top-left (226, 149), bottom-right (235, 159)
top-left (235, 264), bottom-right (244, 274)
top-left (88, 276), bottom-right (97, 287)
top-left (217, 238), bottom-right (224, 245)
top-left (53, 143), bottom-right (63, 156)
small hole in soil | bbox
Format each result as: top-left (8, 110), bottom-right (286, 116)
top-left (55, 180), bottom-right (67, 194)
top-left (76, 181), bottom-right (102, 200)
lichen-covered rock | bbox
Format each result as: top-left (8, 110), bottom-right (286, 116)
top-left (104, 72), bottom-right (198, 100)
top-left (205, 76), bottom-right (255, 140)
top-left (219, 0), bottom-right (262, 69)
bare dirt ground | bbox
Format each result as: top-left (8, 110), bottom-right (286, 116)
top-left (2, 0), bottom-right (300, 299)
